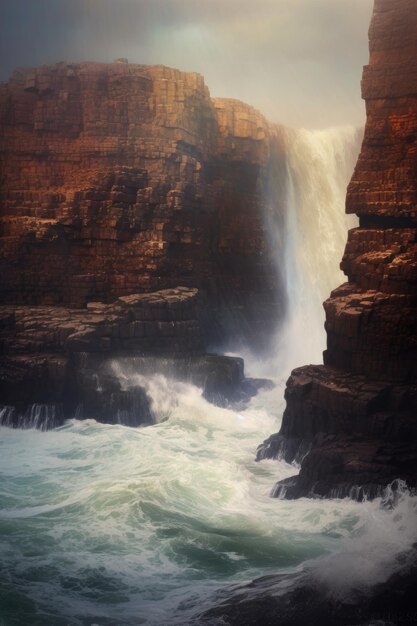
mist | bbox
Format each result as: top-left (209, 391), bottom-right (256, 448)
top-left (0, 0), bottom-right (373, 128)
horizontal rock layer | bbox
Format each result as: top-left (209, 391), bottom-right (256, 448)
top-left (0, 287), bottom-right (263, 429)
top-left (0, 286), bottom-right (203, 355)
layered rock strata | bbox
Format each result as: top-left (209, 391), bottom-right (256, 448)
top-left (258, 0), bottom-right (417, 499)
top-left (0, 287), bottom-right (256, 430)
top-left (0, 287), bottom-right (203, 356)
top-left (0, 62), bottom-right (286, 349)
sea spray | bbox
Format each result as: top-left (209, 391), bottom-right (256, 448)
top-left (312, 481), bottom-right (417, 599)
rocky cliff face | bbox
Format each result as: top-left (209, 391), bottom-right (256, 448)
top-left (0, 64), bottom-right (282, 427)
top-left (0, 61), bottom-right (286, 349)
top-left (259, 0), bottom-right (417, 499)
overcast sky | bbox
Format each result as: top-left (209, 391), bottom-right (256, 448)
top-left (0, 0), bottom-right (374, 129)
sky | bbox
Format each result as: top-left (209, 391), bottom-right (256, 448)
top-left (0, 0), bottom-right (374, 129)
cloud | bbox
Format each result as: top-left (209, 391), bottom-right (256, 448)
top-left (0, 0), bottom-right (374, 128)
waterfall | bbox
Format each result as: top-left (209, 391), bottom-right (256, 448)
top-left (274, 125), bottom-right (363, 375)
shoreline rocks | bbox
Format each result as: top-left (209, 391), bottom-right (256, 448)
top-left (0, 287), bottom-right (270, 430)
top-left (192, 544), bottom-right (417, 626)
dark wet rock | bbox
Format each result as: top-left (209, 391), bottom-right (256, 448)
top-left (230, 377), bottom-right (275, 409)
top-left (73, 359), bottom-right (154, 426)
top-left (0, 290), bottom-right (267, 429)
top-left (0, 403), bottom-right (65, 431)
top-left (191, 546), bottom-right (417, 626)
top-left (0, 354), bottom-right (72, 406)
top-left (0, 350), bottom-right (264, 430)
top-left (258, 366), bottom-right (417, 499)
top-left (91, 355), bottom-right (273, 409)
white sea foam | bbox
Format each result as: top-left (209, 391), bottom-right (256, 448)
top-left (1, 377), bottom-right (416, 624)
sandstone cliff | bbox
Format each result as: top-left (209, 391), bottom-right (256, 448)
top-left (259, 0), bottom-right (417, 499)
top-left (0, 62), bottom-right (286, 349)
top-left (0, 64), bottom-right (282, 427)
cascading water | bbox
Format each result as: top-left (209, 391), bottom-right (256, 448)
top-left (1, 126), bottom-right (416, 626)
top-left (235, 125), bottom-right (362, 381)
top-left (265, 126), bottom-right (363, 378)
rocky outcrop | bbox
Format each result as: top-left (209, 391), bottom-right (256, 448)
top-left (0, 62), bottom-right (286, 349)
top-left (258, 0), bottom-right (417, 499)
top-left (194, 544), bottom-right (417, 626)
top-left (0, 61), bottom-right (287, 430)
top-left (0, 287), bottom-right (203, 356)
top-left (0, 287), bottom-right (263, 430)
top-left (259, 365), bottom-right (417, 500)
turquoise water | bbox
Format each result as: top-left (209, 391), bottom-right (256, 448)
top-left (1, 376), bottom-right (416, 625)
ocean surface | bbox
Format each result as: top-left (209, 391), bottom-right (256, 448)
top-left (1, 373), bottom-right (417, 625)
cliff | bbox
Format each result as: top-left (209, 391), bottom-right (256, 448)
top-left (259, 0), bottom-right (417, 499)
top-left (0, 63), bottom-right (282, 428)
top-left (0, 61), bottom-right (286, 349)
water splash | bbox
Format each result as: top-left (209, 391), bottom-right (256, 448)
top-left (0, 403), bottom-right (64, 431)
top-left (112, 359), bottom-right (202, 424)
top-left (313, 481), bottom-right (417, 599)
